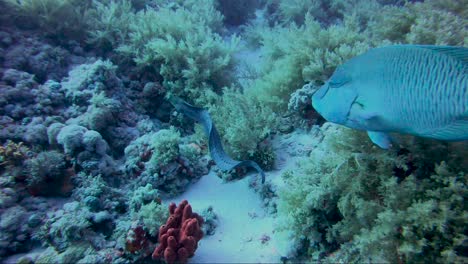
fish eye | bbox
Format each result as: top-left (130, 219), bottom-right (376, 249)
top-left (329, 79), bottom-right (349, 88)
top-left (313, 80), bottom-right (325, 86)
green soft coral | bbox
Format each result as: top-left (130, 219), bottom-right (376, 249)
top-left (117, 0), bottom-right (237, 105)
top-left (367, 1), bottom-right (467, 46)
top-left (149, 127), bottom-right (181, 167)
top-left (277, 123), bottom-right (467, 263)
top-left (3, 0), bottom-right (91, 42)
top-left (86, 0), bottom-right (134, 52)
top-left (247, 15), bottom-right (369, 112)
top-left (210, 88), bottom-right (277, 160)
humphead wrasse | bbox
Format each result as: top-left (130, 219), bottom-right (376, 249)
top-left (312, 45), bottom-right (467, 148)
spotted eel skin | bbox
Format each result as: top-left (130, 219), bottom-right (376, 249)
top-left (169, 96), bottom-right (265, 183)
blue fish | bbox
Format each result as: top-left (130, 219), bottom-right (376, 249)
top-left (312, 45), bottom-right (467, 148)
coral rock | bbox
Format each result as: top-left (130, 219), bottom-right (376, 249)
top-left (125, 221), bottom-right (149, 254)
top-left (152, 200), bottom-right (203, 264)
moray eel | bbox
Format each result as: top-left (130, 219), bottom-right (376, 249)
top-left (312, 45), bottom-right (468, 148)
top-left (169, 96), bottom-right (265, 183)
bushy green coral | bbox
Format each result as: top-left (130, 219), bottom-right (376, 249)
top-left (86, 0), bottom-right (134, 52)
top-left (128, 184), bottom-right (168, 235)
top-left (3, 0), bottom-right (92, 42)
top-left (117, 0), bottom-right (237, 105)
top-left (149, 127), bottom-right (181, 166)
top-left (263, 0), bottom-right (381, 26)
top-left (246, 15), bottom-right (369, 112)
top-left (136, 201), bottom-right (168, 235)
top-left (367, 1), bottom-right (467, 46)
top-left (366, 4), bottom-right (414, 43)
top-left (210, 88), bottom-right (277, 160)
top-left (128, 183), bottom-right (161, 212)
top-left (277, 123), bottom-right (468, 263)
top-left (422, 0), bottom-right (468, 17)
top-left (405, 2), bottom-right (467, 46)
top-left (24, 150), bottom-right (66, 188)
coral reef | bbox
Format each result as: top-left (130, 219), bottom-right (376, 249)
top-left (124, 128), bottom-right (208, 196)
top-left (116, 0), bottom-right (236, 106)
top-left (55, 124), bottom-right (116, 177)
top-left (125, 221), bottom-right (151, 255)
top-left (0, 206), bottom-right (31, 257)
top-left (2, 33), bottom-right (76, 82)
top-left (152, 200), bottom-right (204, 264)
top-left (3, 0), bottom-right (92, 43)
top-left (216, 0), bottom-right (259, 26)
top-left (287, 83), bottom-right (324, 129)
top-left (24, 150), bottom-right (74, 196)
top-left (0, 140), bottom-right (29, 169)
top-left (0, 0), bottom-right (466, 263)
top-left (276, 123), bottom-right (468, 263)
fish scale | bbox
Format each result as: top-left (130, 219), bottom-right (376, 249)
top-left (312, 45), bottom-right (467, 148)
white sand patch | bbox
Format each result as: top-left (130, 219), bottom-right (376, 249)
top-left (166, 171), bottom-right (281, 263)
top-left (165, 131), bottom-right (319, 263)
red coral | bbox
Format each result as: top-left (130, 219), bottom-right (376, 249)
top-left (152, 200), bottom-right (204, 264)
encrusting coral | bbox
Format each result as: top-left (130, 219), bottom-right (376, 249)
top-left (152, 200), bottom-right (204, 264)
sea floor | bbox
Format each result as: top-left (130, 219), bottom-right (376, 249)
top-left (166, 130), bottom-right (319, 263)
top-left (2, 128), bottom-right (318, 264)
top-left (167, 171), bottom-right (279, 263)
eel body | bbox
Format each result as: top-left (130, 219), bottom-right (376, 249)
top-left (169, 97), bottom-right (265, 183)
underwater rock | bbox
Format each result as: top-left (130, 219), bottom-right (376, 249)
top-left (1, 69), bottom-right (34, 86)
top-left (0, 205), bottom-right (32, 257)
top-left (0, 31), bottom-right (12, 47)
top-left (24, 150), bottom-right (74, 197)
top-left (124, 130), bottom-right (208, 196)
top-left (288, 83), bottom-right (324, 129)
top-left (277, 117), bottom-right (294, 134)
top-left (3, 37), bottom-right (72, 83)
top-left (200, 206), bottom-right (218, 236)
top-left (125, 221), bottom-right (151, 255)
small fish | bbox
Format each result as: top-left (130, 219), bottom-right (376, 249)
top-left (312, 45), bottom-right (467, 148)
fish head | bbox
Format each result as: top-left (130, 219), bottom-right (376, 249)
top-left (312, 67), bottom-right (359, 127)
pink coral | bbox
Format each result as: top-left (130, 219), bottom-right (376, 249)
top-left (152, 200), bottom-right (204, 264)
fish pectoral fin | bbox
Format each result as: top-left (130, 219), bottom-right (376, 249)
top-left (359, 111), bottom-right (379, 121)
top-left (367, 131), bottom-right (392, 149)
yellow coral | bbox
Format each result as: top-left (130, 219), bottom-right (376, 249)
top-left (0, 140), bottom-right (29, 168)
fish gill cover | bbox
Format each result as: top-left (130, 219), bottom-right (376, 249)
top-left (0, 0), bottom-right (466, 263)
